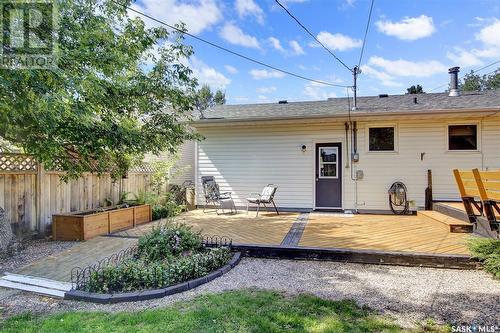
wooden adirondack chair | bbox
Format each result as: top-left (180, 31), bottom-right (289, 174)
top-left (472, 169), bottom-right (500, 234)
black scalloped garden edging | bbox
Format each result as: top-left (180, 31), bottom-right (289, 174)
top-left (64, 252), bottom-right (241, 304)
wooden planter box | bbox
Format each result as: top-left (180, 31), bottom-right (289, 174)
top-left (52, 204), bottom-right (152, 241)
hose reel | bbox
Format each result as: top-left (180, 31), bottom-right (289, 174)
top-left (388, 181), bottom-right (409, 215)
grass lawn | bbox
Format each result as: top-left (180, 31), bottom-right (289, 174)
top-left (1, 290), bottom-right (448, 333)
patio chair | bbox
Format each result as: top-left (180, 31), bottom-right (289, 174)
top-left (201, 176), bottom-right (236, 215)
top-left (246, 184), bottom-right (279, 217)
top-left (453, 169), bottom-right (483, 225)
top-left (472, 169), bottom-right (500, 234)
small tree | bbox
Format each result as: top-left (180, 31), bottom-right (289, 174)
top-left (195, 84), bottom-right (226, 118)
top-left (406, 84), bottom-right (424, 94)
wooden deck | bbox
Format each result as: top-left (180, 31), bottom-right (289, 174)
top-left (116, 210), bottom-right (472, 255)
top-left (8, 210), bottom-right (474, 283)
top-left (299, 213), bottom-right (470, 255)
top-left (114, 210), bottom-right (299, 245)
top-left (438, 201), bottom-right (500, 218)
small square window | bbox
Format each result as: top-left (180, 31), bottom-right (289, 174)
top-left (318, 147), bottom-right (338, 178)
top-left (448, 125), bottom-right (477, 150)
top-left (369, 127), bottom-right (395, 151)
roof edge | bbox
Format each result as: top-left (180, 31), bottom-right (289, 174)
top-left (193, 107), bottom-right (500, 126)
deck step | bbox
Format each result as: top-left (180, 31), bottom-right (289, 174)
top-left (418, 211), bottom-right (473, 233)
top-left (2, 273), bottom-right (73, 291)
top-left (0, 274), bottom-right (71, 298)
top-left (0, 280), bottom-right (66, 298)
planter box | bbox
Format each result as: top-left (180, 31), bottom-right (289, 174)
top-left (52, 204), bottom-right (152, 241)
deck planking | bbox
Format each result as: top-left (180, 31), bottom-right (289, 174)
top-left (299, 213), bottom-right (471, 255)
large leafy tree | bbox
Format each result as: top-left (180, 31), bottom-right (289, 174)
top-left (0, 0), bottom-right (199, 179)
top-left (461, 69), bottom-right (500, 91)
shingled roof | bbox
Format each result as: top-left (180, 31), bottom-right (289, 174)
top-left (197, 89), bottom-right (500, 122)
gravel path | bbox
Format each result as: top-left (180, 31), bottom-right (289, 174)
top-left (0, 258), bottom-right (499, 328)
top-left (0, 239), bottom-right (78, 275)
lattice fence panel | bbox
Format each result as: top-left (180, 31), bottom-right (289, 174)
top-left (0, 154), bottom-right (38, 172)
top-left (129, 163), bottom-right (155, 173)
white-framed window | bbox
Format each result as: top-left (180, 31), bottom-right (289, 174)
top-left (447, 124), bottom-right (479, 151)
top-left (318, 146), bottom-right (338, 178)
top-left (367, 125), bottom-right (396, 152)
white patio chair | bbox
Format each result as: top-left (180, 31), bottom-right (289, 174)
top-left (246, 184), bottom-right (279, 217)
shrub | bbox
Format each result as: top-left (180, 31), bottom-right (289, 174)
top-left (134, 191), bottom-right (185, 220)
top-left (82, 222), bottom-right (232, 293)
top-left (137, 222), bottom-right (203, 262)
top-left (85, 247), bottom-right (231, 293)
top-left (467, 237), bottom-right (500, 279)
top-left (152, 201), bottom-right (184, 220)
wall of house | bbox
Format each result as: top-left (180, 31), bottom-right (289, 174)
top-left (170, 141), bottom-right (196, 185)
top-left (195, 113), bottom-right (500, 211)
top-left (144, 141), bottom-right (196, 186)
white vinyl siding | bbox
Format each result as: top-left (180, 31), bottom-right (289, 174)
top-left (143, 141), bottom-right (196, 185)
top-left (170, 141), bottom-right (196, 185)
top-left (195, 114), bottom-right (500, 211)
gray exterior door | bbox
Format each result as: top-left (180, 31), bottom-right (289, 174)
top-left (315, 143), bottom-right (342, 209)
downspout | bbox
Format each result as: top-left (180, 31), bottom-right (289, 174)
top-left (350, 121), bottom-right (359, 213)
top-left (345, 122), bottom-right (350, 168)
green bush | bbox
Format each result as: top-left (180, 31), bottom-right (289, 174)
top-left (85, 247), bottom-right (231, 293)
top-left (152, 201), bottom-right (184, 220)
top-left (81, 222), bottom-right (233, 294)
top-left (133, 191), bottom-right (185, 220)
top-left (138, 223), bottom-right (203, 262)
top-left (467, 237), bottom-right (500, 279)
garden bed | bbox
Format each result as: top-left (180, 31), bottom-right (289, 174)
top-left (65, 252), bottom-right (240, 303)
top-left (66, 223), bottom-right (236, 303)
top-left (52, 204), bottom-right (152, 241)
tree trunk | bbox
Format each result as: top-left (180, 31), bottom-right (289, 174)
top-left (0, 207), bottom-right (13, 251)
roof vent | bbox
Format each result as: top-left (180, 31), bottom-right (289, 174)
top-left (278, 100), bottom-right (288, 104)
top-left (413, 97), bottom-right (418, 104)
top-left (378, 94), bottom-right (388, 98)
top-left (448, 66), bottom-right (460, 97)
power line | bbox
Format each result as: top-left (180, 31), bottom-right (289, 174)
top-left (428, 59), bottom-right (500, 92)
top-left (110, 0), bottom-right (351, 88)
top-left (473, 60), bottom-right (500, 73)
top-left (357, 0), bottom-right (374, 68)
top-left (274, 0), bottom-right (353, 73)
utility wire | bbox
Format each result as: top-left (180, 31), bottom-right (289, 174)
top-left (428, 59), bottom-right (500, 92)
top-left (473, 59), bottom-right (500, 74)
top-left (357, 0), bottom-right (374, 68)
top-left (111, 0), bottom-right (351, 88)
top-left (274, 0), bottom-right (353, 73)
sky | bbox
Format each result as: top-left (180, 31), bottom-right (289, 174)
top-left (131, 0), bottom-right (500, 104)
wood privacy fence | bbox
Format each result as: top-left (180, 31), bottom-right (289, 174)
top-left (0, 153), bottom-right (154, 235)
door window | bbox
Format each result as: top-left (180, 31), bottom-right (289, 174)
top-left (318, 147), bottom-right (338, 178)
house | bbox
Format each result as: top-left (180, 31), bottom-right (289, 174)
top-left (187, 68), bottom-right (500, 213)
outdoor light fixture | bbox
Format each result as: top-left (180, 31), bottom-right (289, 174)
top-left (301, 144), bottom-right (307, 152)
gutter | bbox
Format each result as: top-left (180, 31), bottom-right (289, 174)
top-left (192, 107), bottom-right (500, 127)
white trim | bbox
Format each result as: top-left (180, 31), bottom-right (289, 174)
top-left (365, 123), bottom-right (399, 153)
top-left (193, 109), bottom-right (499, 127)
top-left (315, 206), bottom-right (343, 210)
top-left (318, 146), bottom-right (339, 179)
top-left (445, 121), bottom-right (481, 153)
top-left (312, 140), bottom-right (344, 210)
